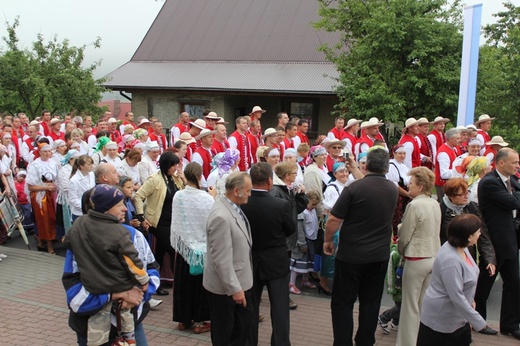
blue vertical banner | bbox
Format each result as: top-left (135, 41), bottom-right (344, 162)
top-left (457, 4), bottom-right (483, 126)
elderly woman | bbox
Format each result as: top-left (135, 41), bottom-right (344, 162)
top-left (439, 178), bottom-right (496, 320)
top-left (303, 145), bottom-right (330, 217)
top-left (68, 155), bottom-right (95, 222)
top-left (134, 151), bottom-right (185, 296)
top-left (170, 162), bottom-right (215, 333)
top-left (101, 141), bottom-right (122, 165)
top-left (117, 149), bottom-right (142, 191)
top-left (452, 138), bottom-right (482, 178)
top-left (319, 162), bottom-right (351, 295)
top-left (396, 167), bottom-right (441, 346)
top-left (263, 147), bottom-right (281, 169)
top-left (283, 148), bottom-right (304, 185)
top-left (465, 156), bottom-right (491, 204)
top-left (206, 148), bottom-right (240, 197)
top-left (70, 129), bottom-right (91, 156)
top-left (52, 139), bottom-right (68, 166)
top-left (387, 144), bottom-right (411, 236)
top-left (417, 214), bottom-right (491, 345)
top-left (26, 143), bottom-right (59, 253)
top-left (57, 149), bottom-right (80, 234)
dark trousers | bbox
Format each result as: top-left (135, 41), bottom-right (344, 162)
top-left (331, 259), bottom-right (387, 346)
top-left (150, 225), bottom-right (175, 280)
top-left (247, 272), bottom-right (291, 346)
top-left (380, 301), bottom-right (401, 325)
top-left (209, 290), bottom-right (254, 346)
top-left (416, 322), bottom-right (471, 346)
top-left (475, 253), bottom-right (520, 332)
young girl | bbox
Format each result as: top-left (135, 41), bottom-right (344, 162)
top-left (70, 129), bottom-right (91, 156)
top-left (289, 190), bottom-right (321, 294)
top-left (118, 176), bottom-right (142, 230)
top-left (68, 155), bottom-right (95, 222)
top-left (15, 170), bottom-right (35, 232)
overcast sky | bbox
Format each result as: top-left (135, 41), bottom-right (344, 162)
top-left (1, 0), bottom-right (517, 81)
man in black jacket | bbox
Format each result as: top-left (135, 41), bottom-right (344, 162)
top-left (475, 148), bottom-right (520, 340)
top-left (241, 162), bottom-right (295, 346)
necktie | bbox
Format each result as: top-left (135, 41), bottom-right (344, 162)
top-left (506, 179), bottom-right (513, 194)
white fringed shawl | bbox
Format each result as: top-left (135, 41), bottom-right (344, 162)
top-left (170, 186), bottom-right (215, 267)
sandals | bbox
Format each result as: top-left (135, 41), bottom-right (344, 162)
top-left (289, 283), bottom-right (301, 295)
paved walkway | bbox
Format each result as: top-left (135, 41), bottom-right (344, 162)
top-left (0, 245), bottom-right (515, 345)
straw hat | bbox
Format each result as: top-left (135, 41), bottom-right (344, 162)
top-left (344, 118), bottom-right (362, 129)
top-left (322, 137), bottom-right (346, 149)
top-left (416, 117), bottom-right (431, 125)
top-left (433, 116), bottom-right (450, 124)
top-left (475, 114), bottom-right (495, 125)
top-left (404, 117), bottom-right (420, 129)
top-left (179, 132), bottom-right (196, 145)
top-left (204, 111), bottom-right (220, 120)
top-left (360, 118), bottom-right (384, 129)
top-left (195, 128), bottom-right (217, 140)
top-left (261, 128), bottom-right (281, 138)
top-left (249, 106), bottom-right (266, 115)
top-left (189, 119), bottom-right (207, 130)
top-left (485, 136), bottom-right (508, 147)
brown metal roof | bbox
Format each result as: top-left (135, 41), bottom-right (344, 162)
top-left (105, 0), bottom-right (342, 94)
top-left (104, 61), bottom-right (339, 94)
top-left (131, 0), bottom-right (340, 63)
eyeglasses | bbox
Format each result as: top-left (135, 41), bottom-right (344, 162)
top-left (453, 191), bottom-right (469, 197)
top-left (331, 146), bottom-right (342, 149)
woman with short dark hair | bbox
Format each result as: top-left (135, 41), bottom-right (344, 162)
top-left (134, 151), bottom-right (184, 295)
top-left (417, 214), bottom-right (491, 345)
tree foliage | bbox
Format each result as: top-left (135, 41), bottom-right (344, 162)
top-left (314, 0), bottom-right (463, 123)
top-left (0, 18), bottom-right (106, 118)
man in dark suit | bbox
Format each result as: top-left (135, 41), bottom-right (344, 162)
top-left (203, 172), bottom-right (254, 346)
top-left (241, 162), bottom-right (295, 346)
top-left (475, 148), bottom-right (520, 340)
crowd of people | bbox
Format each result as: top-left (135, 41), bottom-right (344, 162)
top-left (0, 106), bottom-right (519, 346)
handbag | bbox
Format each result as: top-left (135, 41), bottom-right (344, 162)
top-left (189, 251), bottom-right (204, 276)
top-left (111, 302), bottom-right (130, 346)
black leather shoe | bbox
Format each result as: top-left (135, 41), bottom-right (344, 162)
top-left (501, 329), bottom-right (520, 340)
top-left (478, 326), bottom-right (498, 335)
top-left (155, 287), bottom-right (170, 296)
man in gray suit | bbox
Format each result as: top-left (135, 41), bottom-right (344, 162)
top-left (203, 172), bottom-right (254, 346)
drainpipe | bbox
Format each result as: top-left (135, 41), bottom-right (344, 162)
top-left (119, 91), bottom-right (132, 101)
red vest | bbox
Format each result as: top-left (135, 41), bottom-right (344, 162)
top-left (194, 147), bottom-right (212, 179)
top-left (483, 146), bottom-right (497, 170)
top-left (429, 130), bottom-right (445, 149)
top-left (357, 135), bottom-right (375, 154)
top-left (283, 137), bottom-right (294, 150)
top-left (230, 131), bottom-right (251, 171)
top-left (49, 131), bottom-right (65, 142)
top-left (41, 122), bottom-right (50, 136)
top-left (398, 134), bottom-right (421, 168)
top-left (477, 129), bottom-right (491, 151)
top-left (211, 139), bottom-right (230, 154)
top-left (246, 133), bottom-right (262, 164)
top-left (186, 142), bottom-right (197, 162)
top-left (328, 127), bottom-right (346, 140)
top-left (24, 138), bottom-right (39, 160)
top-left (417, 134), bottom-right (433, 169)
top-left (434, 144), bottom-right (457, 186)
top-left (149, 132), bottom-right (167, 152)
top-left (296, 132), bottom-right (310, 145)
top-left (326, 155), bottom-right (343, 173)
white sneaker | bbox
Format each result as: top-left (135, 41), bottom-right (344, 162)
top-left (0, 254), bottom-right (7, 258)
top-left (149, 298), bottom-right (163, 309)
top-left (391, 322), bottom-right (399, 331)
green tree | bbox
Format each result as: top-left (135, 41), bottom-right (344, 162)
top-left (314, 0), bottom-right (463, 124)
top-left (474, 1), bottom-right (520, 151)
top-left (0, 18), bottom-right (106, 118)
